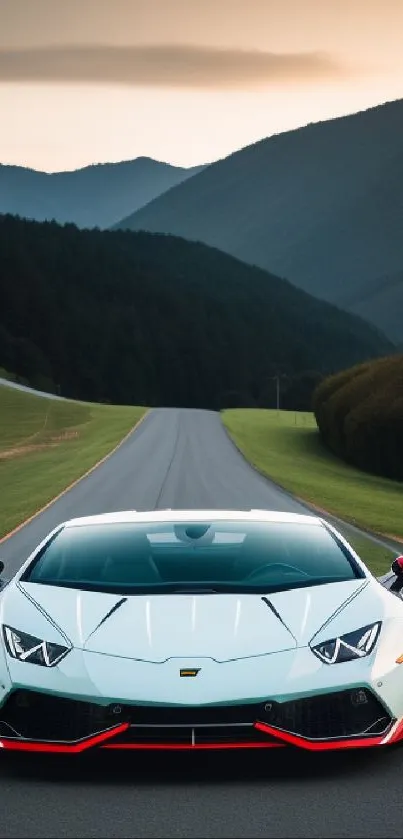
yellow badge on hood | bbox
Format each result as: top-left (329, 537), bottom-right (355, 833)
top-left (180, 668), bottom-right (200, 677)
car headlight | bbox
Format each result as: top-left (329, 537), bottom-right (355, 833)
top-left (311, 622), bottom-right (381, 664)
top-left (2, 625), bottom-right (70, 667)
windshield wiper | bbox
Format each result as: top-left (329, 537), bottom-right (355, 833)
top-left (24, 576), bottom-right (356, 596)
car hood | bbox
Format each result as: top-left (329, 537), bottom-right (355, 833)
top-left (10, 579), bottom-right (371, 662)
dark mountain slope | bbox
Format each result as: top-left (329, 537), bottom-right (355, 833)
top-left (0, 214), bottom-right (393, 408)
top-left (0, 158), bottom-right (205, 229)
top-left (116, 99), bottom-right (403, 341)
top-left (343, 269), bottom-right (403, 345)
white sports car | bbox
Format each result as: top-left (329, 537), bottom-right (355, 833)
top-left (1, 509), bottom-right (403, 754)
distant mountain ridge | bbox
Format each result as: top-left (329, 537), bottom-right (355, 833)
top-left (0, 157), bottom-right (206, 229)
top-left (115, 98), bottom-right (403, 342)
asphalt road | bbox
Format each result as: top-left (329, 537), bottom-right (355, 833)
top-left (1, 408), bottom-right (402, 839)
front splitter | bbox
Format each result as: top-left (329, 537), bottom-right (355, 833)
top-left (1, 718), bottom-right (403, 752)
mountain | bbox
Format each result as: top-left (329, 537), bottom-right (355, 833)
top-left (115, 99), bottom-right (403, 342)
top-left (0, 158), bottom-right (205, 230)
top-left (343, 269), bottom-right (403, 345)
top-left (0, 214), bottom-right (393, 408)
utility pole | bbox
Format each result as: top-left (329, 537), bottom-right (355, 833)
top-left (267, 373), bottom-right (288, 413)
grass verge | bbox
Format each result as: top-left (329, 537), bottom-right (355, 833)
top-left (222, 409), bottom-right (402, 576)
top-left (0, 384), bottom-right (146, 539)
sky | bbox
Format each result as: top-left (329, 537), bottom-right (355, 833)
top-left (1, 0), bottom-right (403, 172)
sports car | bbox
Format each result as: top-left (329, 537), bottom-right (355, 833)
top-left (1, 509), bottom-right (403, 754)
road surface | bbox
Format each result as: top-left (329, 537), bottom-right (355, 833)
top-left (1, 409), bottom-right (401, 839)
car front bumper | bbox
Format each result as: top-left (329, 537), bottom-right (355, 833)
top-left (0, 685), bottom-right (402, 753)
top-left (2, 644), bottom-right (403, 752)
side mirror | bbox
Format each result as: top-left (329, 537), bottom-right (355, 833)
top-left (391, 556), bottom-right (403, 591)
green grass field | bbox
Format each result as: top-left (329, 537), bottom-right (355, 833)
top-left (222, 409), bottom-right (402, 575)
top-left (0, 385), bottom-right (146, 539)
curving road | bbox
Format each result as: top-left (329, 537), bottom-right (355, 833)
top-left (0, 409), bottom-right (308, 576)
top-left (1, 409), bottom-right (402, 838)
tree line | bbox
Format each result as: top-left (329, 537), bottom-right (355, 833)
top-left (0, 214), bottom-right (394, 410)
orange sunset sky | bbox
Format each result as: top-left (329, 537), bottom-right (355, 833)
top-left (1, 0), bottom-right (403, 172)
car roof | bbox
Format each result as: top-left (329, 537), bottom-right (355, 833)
top-left (64, 509), bottom-right (321, 529)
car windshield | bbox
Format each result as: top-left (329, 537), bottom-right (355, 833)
top-left (21, 519), bottom-right (364, 595)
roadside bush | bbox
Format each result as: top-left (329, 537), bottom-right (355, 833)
top-left (313, 354), bottom-right (403, 480)
top-left (313, 362), bottom-right (368, 444)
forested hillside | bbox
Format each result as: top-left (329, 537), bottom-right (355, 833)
top-left (0, 214), bottom-right (394, 409)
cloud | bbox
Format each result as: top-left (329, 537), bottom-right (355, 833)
top-left (0, 44), bottom-right (345, 88)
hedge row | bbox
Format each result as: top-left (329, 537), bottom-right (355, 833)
top-left (313, 354), bottom-right (403, 481)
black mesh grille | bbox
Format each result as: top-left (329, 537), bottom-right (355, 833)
top-left (263, 689), bottom-right (391, 739)
top-left (0, 691), bottom-right (109, 741)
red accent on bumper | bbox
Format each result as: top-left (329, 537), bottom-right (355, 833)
top-left (2, 718), bottom-right (402, 753)
top-left (379, 717), bottom-right (403, 746)
top-left (0, 723), bottom-right (130, 753)
top-left (254, 721), bottom-right (389, 751)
